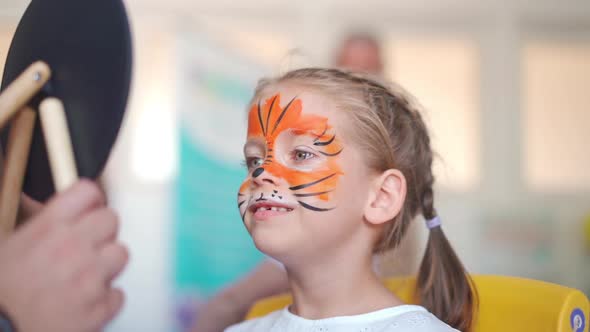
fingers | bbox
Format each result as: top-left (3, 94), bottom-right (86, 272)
top-left (104, 288), bottom-right (125, 322)
top-left (75, 207), bottom-right (127, 282)
top-left (75, 242), bottom-right (128, 312)
top-left (39, 179), bottom-right (106, 226)
top-left (74, 206), bottom-right (127, 283)
top-left (97, 243), bottom-right (129, 282)
top-left (106, 288), bottom-right (125, 319)
top-left (4, 179), bottom-right (127, 332)
top-left (90, 288), bottom-right (125, 331)
top-left (76, 242), bottom-right (128, 331)
top-left (75, 208), bottom-right (119, 248)
top-left (18, 193), bottom-right (44, 220)
top-left (17, 180), bottom-right (108, 249)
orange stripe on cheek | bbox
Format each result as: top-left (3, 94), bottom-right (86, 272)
top-left (264, 163), bottom-right (342, 202)
top-left (239, 179), bottom-right (251, 194)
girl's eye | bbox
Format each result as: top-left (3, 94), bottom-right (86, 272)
top-left (246, 157), bottom-right (264, 170)
top-left (293, 150), bottom-right (316, 162)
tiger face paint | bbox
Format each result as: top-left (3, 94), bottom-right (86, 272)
top-left (237, 93), bottom-right (344, 220)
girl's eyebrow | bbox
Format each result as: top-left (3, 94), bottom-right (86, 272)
top-left (288, 127), bottom-right (326, 137)
top-left (243, 140), bottom-right (265, 154)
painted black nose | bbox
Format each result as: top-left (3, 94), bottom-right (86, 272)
top-left (252, 167), bottom-right (265, 178)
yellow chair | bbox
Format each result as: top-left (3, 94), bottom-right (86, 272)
top-left (246, 275), bottom-right (590, 332)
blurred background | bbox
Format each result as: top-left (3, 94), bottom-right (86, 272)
top-left (1, 0), bottom-right (590, 331)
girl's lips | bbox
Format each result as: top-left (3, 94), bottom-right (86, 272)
top-left (249, 202), bottom-right (296, 221)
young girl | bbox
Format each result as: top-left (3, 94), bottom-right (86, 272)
top-left (227, 68), bottom-right (477, 331)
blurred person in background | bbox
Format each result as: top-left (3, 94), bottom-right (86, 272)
top-left (335, 32), bottom-right (384, 75)
top-left (191, 31), bottom-right (420, 332)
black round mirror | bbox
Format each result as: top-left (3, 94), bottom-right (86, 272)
top-left (1, 0), bottom-right (132, 201)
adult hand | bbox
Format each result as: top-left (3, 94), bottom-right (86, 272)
top-left (0, 180), bottom-right (129, 332)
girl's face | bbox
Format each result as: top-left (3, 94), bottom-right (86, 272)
top-left (237, 85), bottom-right (375, 263)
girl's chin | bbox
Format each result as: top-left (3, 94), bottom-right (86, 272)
top-left (251, 230), bottom-right (297, 260)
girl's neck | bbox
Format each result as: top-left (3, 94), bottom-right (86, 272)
top-left (285, 251), bottom-right (403, 320)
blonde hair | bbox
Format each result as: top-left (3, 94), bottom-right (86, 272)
top-left (251, 68), bottom-right (478, 331)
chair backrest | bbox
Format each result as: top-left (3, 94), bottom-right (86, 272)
top-left (246, 275), bottom-right (590, 332)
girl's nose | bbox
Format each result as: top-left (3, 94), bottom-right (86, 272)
top-left (252, 167), bottom-right (279, 186)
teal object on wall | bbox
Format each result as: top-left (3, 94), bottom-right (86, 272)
top-left (174, 128), bottom-right (263, 295)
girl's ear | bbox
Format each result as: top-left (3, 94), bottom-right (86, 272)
top-left (364, 169), bottom-right (406, 225)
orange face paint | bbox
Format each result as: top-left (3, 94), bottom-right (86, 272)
top-left (240, 93), bottom-right (343, 206)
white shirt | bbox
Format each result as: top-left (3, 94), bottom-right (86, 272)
top-left (225, 305), bottom-right (460, 332)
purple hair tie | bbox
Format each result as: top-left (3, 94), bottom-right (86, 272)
top-left (426, 216), bottom-right (441, 229)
